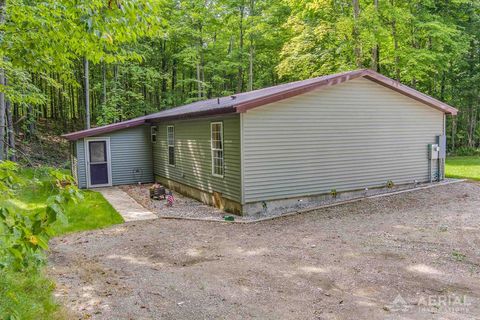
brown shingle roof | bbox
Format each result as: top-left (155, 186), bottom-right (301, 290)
top-left (62, 69), bottom-right (457, 141)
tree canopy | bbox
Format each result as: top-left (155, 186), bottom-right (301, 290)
top-left (1, 0), bottom-right (480, 161)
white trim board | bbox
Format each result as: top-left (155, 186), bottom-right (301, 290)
top-left (84, 137), bottom-right (113, 188)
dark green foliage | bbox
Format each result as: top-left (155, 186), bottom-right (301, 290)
top-left (1, 0), bottom-right (480, 158)
top-left (0, 162), bottom-right (123, 319)
top-left (0, 161), bottom-right (81, 269)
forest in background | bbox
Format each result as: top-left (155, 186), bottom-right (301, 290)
top-left (0, 0), bottom-right (479, 164)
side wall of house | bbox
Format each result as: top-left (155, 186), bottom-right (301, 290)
top-left (76, 125), bottom-right (154, 188)
top-left (153, 115), bottom-right (241, 204)
top-left (242, 77), bottom-right (444, 203)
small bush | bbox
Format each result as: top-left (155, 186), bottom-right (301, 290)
top-left (386, 180), bottom-right (395, 188)
top-left (330, 188), bottom-right (338, 198)
top-left (452, 250), bottom-right (467, 262)
top-left (451, 147), bottom-right (480, 157)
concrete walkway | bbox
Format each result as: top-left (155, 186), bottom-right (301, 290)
top-left (97, 187), bottom-right (157, 222)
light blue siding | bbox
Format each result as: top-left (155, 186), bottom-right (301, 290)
top-left (76, 125), bottom-right (154, 188)
top-left (76, 140), bottom-right (86, 188)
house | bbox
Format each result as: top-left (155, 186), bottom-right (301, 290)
top-left (63, 69), bottom-right (458, 216)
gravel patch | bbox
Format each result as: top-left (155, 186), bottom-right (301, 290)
top-left (119, 181), bottom-right (461, 222)
top-left (49, 181), bottom-right (480, 319)
top-left (119, 184), bottom-right (254, 222)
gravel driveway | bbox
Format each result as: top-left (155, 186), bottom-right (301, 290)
top-left (48, 181), bottom-right (480, 319)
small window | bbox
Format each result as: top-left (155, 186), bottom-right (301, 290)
top-left (211, 122), bottom-right (224, 177)
top-left (167, 125), bottom-right (175, 166)
top-left (151, 126), bottom-right (158, 143)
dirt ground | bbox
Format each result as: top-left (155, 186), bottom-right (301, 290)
top-left (48, 181), bottom-right (480, 320)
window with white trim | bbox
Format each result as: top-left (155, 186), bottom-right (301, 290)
top-left (151, 126), bottom-right (158, 143)
top-left (211, 122), bottom-right (224, 177)
top-left (167, 125), bottom-right (175, 166)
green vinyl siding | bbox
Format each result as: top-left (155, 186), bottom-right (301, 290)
top-left (153, 115), bottom-right (241, 202)
top-left (76, 126), bottom-right (154, 188)
top-left (242, 78), bottom-right (445, 203)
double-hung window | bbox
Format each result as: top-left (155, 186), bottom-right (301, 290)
top-left (211, 122), bottom-right (224, 177)
top-left (167, 125), bottom-right (175, 166)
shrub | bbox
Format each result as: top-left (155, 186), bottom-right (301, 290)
top-left (330, 188), bottom-right (338, 198)
top-left (386, 180), bottom-right (395, 188)
top-left (0, 161), bottom-right (81, 319)
top-left (452, 147), bottom-right (480, 156)
top-left (0, 162), bottom-right (81, 270)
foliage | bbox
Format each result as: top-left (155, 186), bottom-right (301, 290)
top-left (0, 164), bottom-right (122, 319)
top-left (446, 156), bottom-right (480, 181)
top-left (1, 0), bottom-right (480, 159)
top-left (451, 146), bottom-right (480, 157)
top-left (386, 180), bottom-right (394, 188)
top-left (330, 188), bottom-right (337, 198)
top-left (0, 161), bottom-right (82, 270)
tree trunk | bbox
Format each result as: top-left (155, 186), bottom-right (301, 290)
top-left (102, 61), bottom-right (107, 106)
top-left (5, 98), bottom-right (14, 161)
top-left (237, 2), bottom-right (245, 93)
top-left (248, 0), bottom-right (255, 92)
top-left (0, 0), bottom-right (6, 161)
top-left (352, 0), bottom-right (362, 68)
top-left (371, 0), bottom-right (379, 71)
top-left (390, 1), bottom-right (400, 81)
top-left (27, 103), bottom-right (35, 138)
top-left (0, 68), bottom-right (5, 161)
top-left (451, 116), bottom-right (456, 153)
top-left (84, 57), bottom-right (91, 129)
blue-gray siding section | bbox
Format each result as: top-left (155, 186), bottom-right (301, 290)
top-left (76, 125), bottom-right (153, 188)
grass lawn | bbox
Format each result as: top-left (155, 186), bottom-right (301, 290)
top-left (0, 168), bottom-right (123, 320)
top-left (1, 168), bottom-right (123, 236)
top-left (446, 156), bottom-right (480, 181)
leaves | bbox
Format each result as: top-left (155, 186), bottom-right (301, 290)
top-left (0, 165), bottom-right (80, 270)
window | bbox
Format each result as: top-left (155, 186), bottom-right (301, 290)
top-left (151, 126), bottom-right (158, 143)
top-left (167, 125), bottom-right (175, 165)
top-left (211, 122), bottom-right (224, 177)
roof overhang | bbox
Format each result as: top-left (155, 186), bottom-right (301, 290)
top-left (361, 71), bottom-right (458, 115)
top-left (62, 118), bottom-right (147, 141)
top-left (234, 69), bottom-right (458, 115)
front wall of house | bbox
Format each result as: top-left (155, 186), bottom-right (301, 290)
top-left (76, 125), bottom-right (154, 188)
top-left (242, 78), bottom-right (444, 203)
top-left (153, 115), bottom-right (241, 202)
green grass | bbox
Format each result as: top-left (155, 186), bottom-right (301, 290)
top-left (446, 156), bottom-right (480, 181)
top-left (1, 168), bottom-right (123, 235)
top-left (53, 190), bottom-right (124, 234)
top-left (0, 168), bottom-right (123, 319)
top-left (0, 268), bottom-right (64, 320)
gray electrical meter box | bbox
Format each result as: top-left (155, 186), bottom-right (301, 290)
top-left (428, 144), bottom-right (440, 160)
